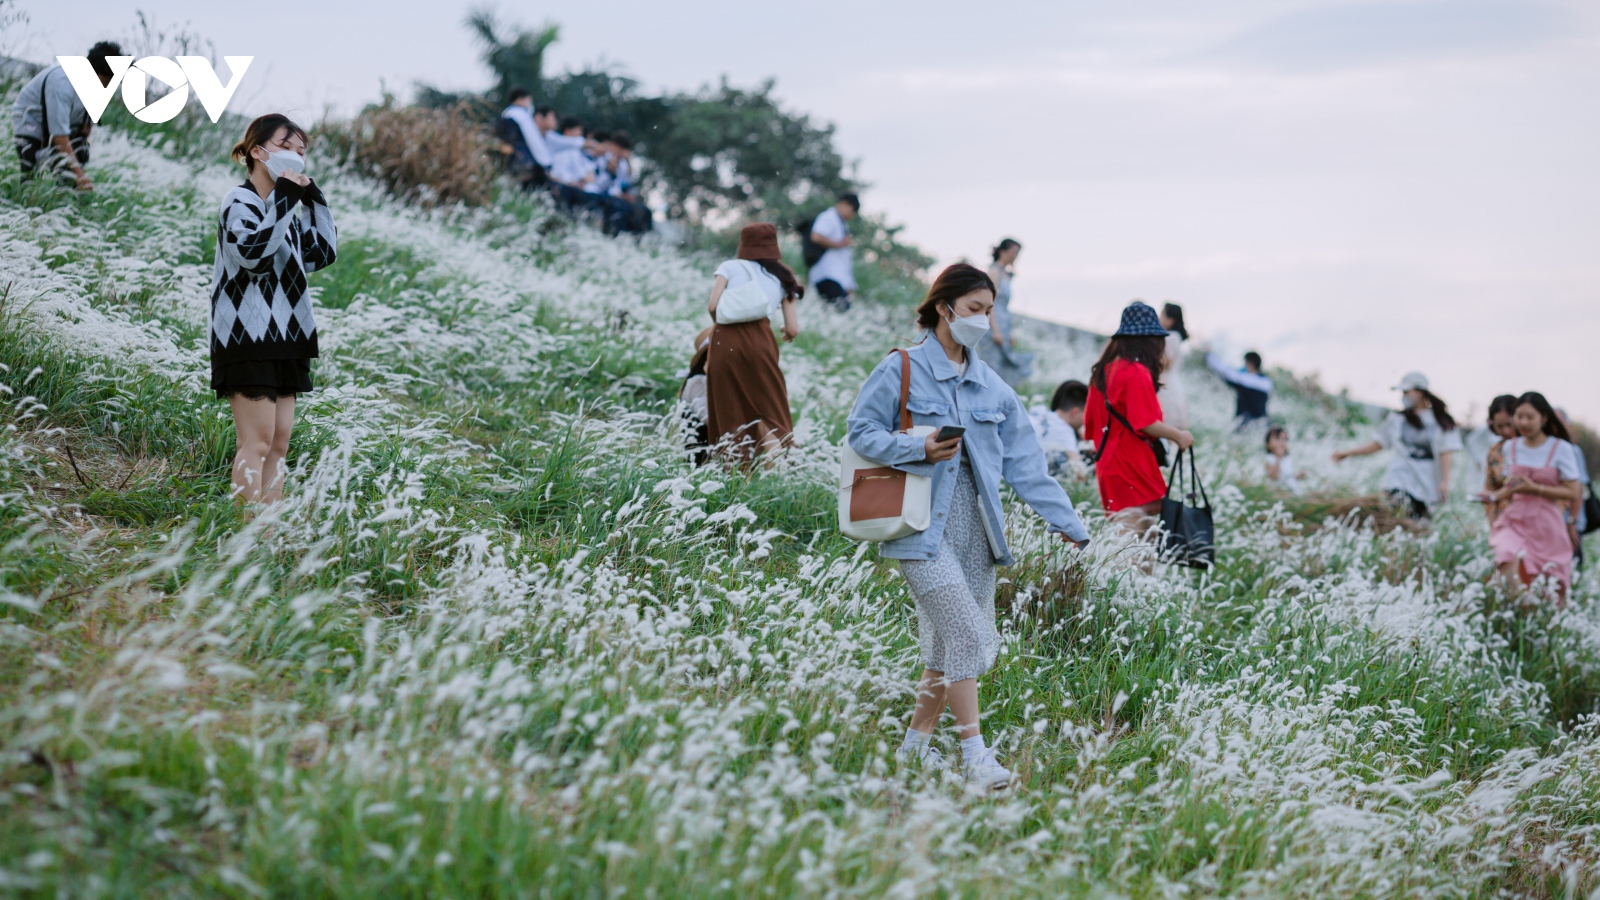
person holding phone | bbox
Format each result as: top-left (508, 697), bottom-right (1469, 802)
top-left (846, 263), bottom-right (1090, 792)
top-left (210, 114), bottom-right (337, 512)
top-left (1486, 392), bottom-right (1583, 598)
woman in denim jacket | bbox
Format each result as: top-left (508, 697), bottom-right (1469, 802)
top-left (847, 263), bottom-right (1090, 791)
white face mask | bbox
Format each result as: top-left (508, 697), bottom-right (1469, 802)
top-left (944, 306), bottom-right (990, 348)
top-left (264, 149), bottom-right (305, 180)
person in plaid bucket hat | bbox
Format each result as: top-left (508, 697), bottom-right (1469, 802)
top-left (1083, 302), bottom-right (1194, 528)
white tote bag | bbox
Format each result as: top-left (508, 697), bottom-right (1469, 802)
top-left (714, 260), bottom-right (775, 325)
top-left (838, 349), bottom-right (934, 541)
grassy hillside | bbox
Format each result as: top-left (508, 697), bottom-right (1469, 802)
top-left (2, 119), bottom-right (1600, 899)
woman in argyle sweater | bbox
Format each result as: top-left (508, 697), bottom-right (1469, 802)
top-left (210, 113), bottom-right (338, 508)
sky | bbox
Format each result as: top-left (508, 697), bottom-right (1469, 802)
top-left (10, 0), bottom-right (1600, 422)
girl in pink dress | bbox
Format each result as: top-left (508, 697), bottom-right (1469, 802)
top-left (1487, 392), bottom-right (1585, 601)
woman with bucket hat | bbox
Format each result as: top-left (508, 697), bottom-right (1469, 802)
top-left (705, 223), bottom-right (804, 459)
top-left (1083, 302), bottom-right (1195, 528)
top-left (1332, 371), bottom-right (1462, 519)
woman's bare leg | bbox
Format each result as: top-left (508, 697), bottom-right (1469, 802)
top-left (260, 395), bottom-right (296, 504)
top-left (944, 678), bottom-right (981, 741)
top-left (909, 669), bottom-right (948, 735)
top-left (229, 395), bottom-right (278, 504)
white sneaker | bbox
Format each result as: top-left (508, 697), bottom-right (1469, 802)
top-left (964, 748), bottom-right (1012, 791)
top-left (896, 741), bottom-right (944, 769)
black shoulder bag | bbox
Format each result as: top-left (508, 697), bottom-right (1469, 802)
top-left (1582, 481), bottom-right (1599, 536)
top-left (1097, 387), bottom-right (1169, 469)
top-left (1160, 448), bottom-right (1215, 568)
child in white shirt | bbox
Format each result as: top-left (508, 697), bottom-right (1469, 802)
top-left (1265, 425), bottom-right (1306, 494)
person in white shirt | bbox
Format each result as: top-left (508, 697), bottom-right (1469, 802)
top-left (548, 118), bottom-right (596, 189)
top-left (11, 40), bottom-right (122, 190)
top-left (1029, 380), bottom-right (1089, 480)
top-left (1157, 303), bottom-right (1190, 429)
top-left (1486, 392), bottom-right (1584, 597)
top-left (496, 87), bottom-right (556, 188)
top-left (1333, 371), bottom-right (1462, 519)
top-left (1264, 426), bottom-right (1306, 494)
top-left (807, 193), bottom-right (859, 310)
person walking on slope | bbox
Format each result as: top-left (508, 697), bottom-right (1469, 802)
top-left (705, 223), bottom-right (803, 460)
top-left (807, 193), bottom-right (859, 310)
top-left (1485, 392), bottom-right (1583, 599)
top-left (980, 238), bottom-right (1033, 387)
top-left (211, 114), bottom-right (338, 511)
top-left (1083, 303), bottom-right (1196, 531)
top-left (1332, 372), bottom-right (1461, 519)
top-left (1157, 303), bottom-right (1190, 429)
top-left (1206, 349), bottom-right (1272, 429)
top-left (846, 263), bottom-right (1090, 792)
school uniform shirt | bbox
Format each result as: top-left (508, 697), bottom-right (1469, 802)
top-left (549, 139), bottom-right (594, 186)
top-left (585, 151), bottom-right (612, 194)
top-left (10, 65), bottom-right (87, 141)
top-left (1083, 360), bottom-right (1166, 511)
top-left (807, 207), bottom-right (856, 291)
top-left (500, 105), bottom-right (552, 167)
top-left (713, 259), bottom-right (785, 317)
top-left (1374, 410), bottom-right (1463, 505)
top-left (608, 157), bottom-right (633, 197)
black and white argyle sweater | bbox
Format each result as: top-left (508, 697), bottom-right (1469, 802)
top-left (209, 176), bottom-right (338, 364)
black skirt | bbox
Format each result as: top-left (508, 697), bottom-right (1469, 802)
top-left (212, 358), bottom-right (313, 401)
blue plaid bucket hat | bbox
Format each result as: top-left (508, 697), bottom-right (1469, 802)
top-left (1114, 301), bottom-right (1168, 337)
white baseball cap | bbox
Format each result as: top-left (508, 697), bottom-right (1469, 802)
top-left (1393, 371), bottom-right (1430, 392)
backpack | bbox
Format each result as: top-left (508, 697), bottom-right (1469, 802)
top-left (796, 215), bottom-right (826, 268)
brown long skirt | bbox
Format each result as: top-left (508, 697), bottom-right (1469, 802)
top-left (705, 319), bottom-right (794, 459)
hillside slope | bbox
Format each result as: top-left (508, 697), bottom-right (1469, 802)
top-left (2, 126), bottom-right (1600, 898)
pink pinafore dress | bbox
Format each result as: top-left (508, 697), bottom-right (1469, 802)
top-left (1489, 438), bottom-right (1574, 591)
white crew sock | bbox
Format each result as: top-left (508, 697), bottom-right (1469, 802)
top-left (960, 735), bottom-right (986, 766)
top-left (901, 727), bottom-right (932, 750)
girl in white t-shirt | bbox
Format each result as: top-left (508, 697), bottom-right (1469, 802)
top-left (1264, 425), bottom-right (1305, 493)
top-left (1486, 391), bottom-right (1584, 598)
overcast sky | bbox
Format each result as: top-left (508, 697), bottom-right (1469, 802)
top-left (12, 0), bottom-right (1600, 422)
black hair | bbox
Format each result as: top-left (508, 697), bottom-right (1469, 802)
top-left (87, 41), bottom-right (123, 82)
top-left (1050, 380), bottom-right (1088, 412)
top-left (1162, 302), bottom-right (1188, 341)
top-left (1091, 336), bottom-right (1166, 395)
top-left (838, 192), bottom-right (860, 212)
top-left (590, 130), bottom-right (611, 143)
top-left (506, 85), bottom-right (532, 104)
top-left (1488, 394), bottom-right (1519, 423)
top-left (754, 259), bottom-right (805, 302)
top-left (534, 104), bottom-right (556, 117)
top-left (1265, 425), bottom-right (1288, 451)
top-left (558, 116), bottom-right (584, 133)
top-left (992, 238), bottom-right (1021, 263)
top-left (1243, 351), bottom-right (1262, 371)
top-left (914, 263), bottom-right (995, 331)
top-left (1402, 389), bottom-right (1457, 432)
top-left (1513, 392), bottom-right (1572, 443)
top-left (611, 130), bottom-right (632, 150)
top-left (230, 114), bottom-right (309, 173)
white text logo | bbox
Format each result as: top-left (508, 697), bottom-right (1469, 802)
top-left (57, 55), bottom-right (253, 124)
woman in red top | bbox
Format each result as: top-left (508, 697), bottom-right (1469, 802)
top-left (1084, 302), bottom-right (1195, 521)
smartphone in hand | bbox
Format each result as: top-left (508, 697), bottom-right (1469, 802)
top-left (935, 425), bottom-right (966, 442)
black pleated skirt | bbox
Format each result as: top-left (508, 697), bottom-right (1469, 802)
top-left (211, 358), bottom-right (314, 401)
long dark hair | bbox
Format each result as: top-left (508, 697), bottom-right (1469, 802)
top-left (1090, 335), bottom-right (1165, 395)
top-left (992, 238), bottom-right (1021, 263)
top-left (231, 114), bottom-right (309, 173)
top-left (1487, 394), bottom-right (1518, 423)
top-left (753, 259), bottom-right (804, 301)
top-left (915, 263), bottom-right (996, 331)
top-left (1403, 389), bottom-right (1456, 432)
top-left (1162, 302), bottom-right (1188, 341)
top-left (1514, 392), bottom-right (1573, 443)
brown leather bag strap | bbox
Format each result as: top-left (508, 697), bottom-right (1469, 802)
top-left (896, 349), bottom-right (912, 433)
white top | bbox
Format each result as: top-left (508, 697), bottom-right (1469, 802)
top-left (1501, 437), bottom-right (1583, 482)
top-left (1264, 453), bottom-right (1304, 493)
top-left (1028, 405), bottom-right (1081, 457)
top-left (1374, 410), bottom-right (1463, 505)
top-left (1158, 333), bottom-right (1189, 429)
top-left (549, 136), bottom-right (594, 186)
top-left (714, 259), bottom-right (786, 316)
top-left (808, 207), bottom-right (856, 290)
top-left (500, 105), bottom-right (552, 167)
top-left (608, 157), bottom-right (633, 196)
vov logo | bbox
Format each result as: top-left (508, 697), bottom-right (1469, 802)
top-left (58, 55), bottom-right (253, 124)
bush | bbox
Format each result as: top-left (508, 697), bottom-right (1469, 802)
top-left (323, 99), bottom-right (498, 208)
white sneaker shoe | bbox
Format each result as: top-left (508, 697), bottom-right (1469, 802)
top-left (964, 748), bottom-right (1012, 791)
top-left (896, 741), bottom-right (945, 769)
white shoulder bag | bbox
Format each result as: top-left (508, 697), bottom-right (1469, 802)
top-left (838, 349), bottom-right (934, 541)
top-left (714, 260), bottom-right (775, 325)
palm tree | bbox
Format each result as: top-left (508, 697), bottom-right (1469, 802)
top-left (466, 7), bottom-right (560, 105)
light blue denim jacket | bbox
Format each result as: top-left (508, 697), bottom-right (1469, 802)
top-left (846, 340), bottom-right (1090, 566)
